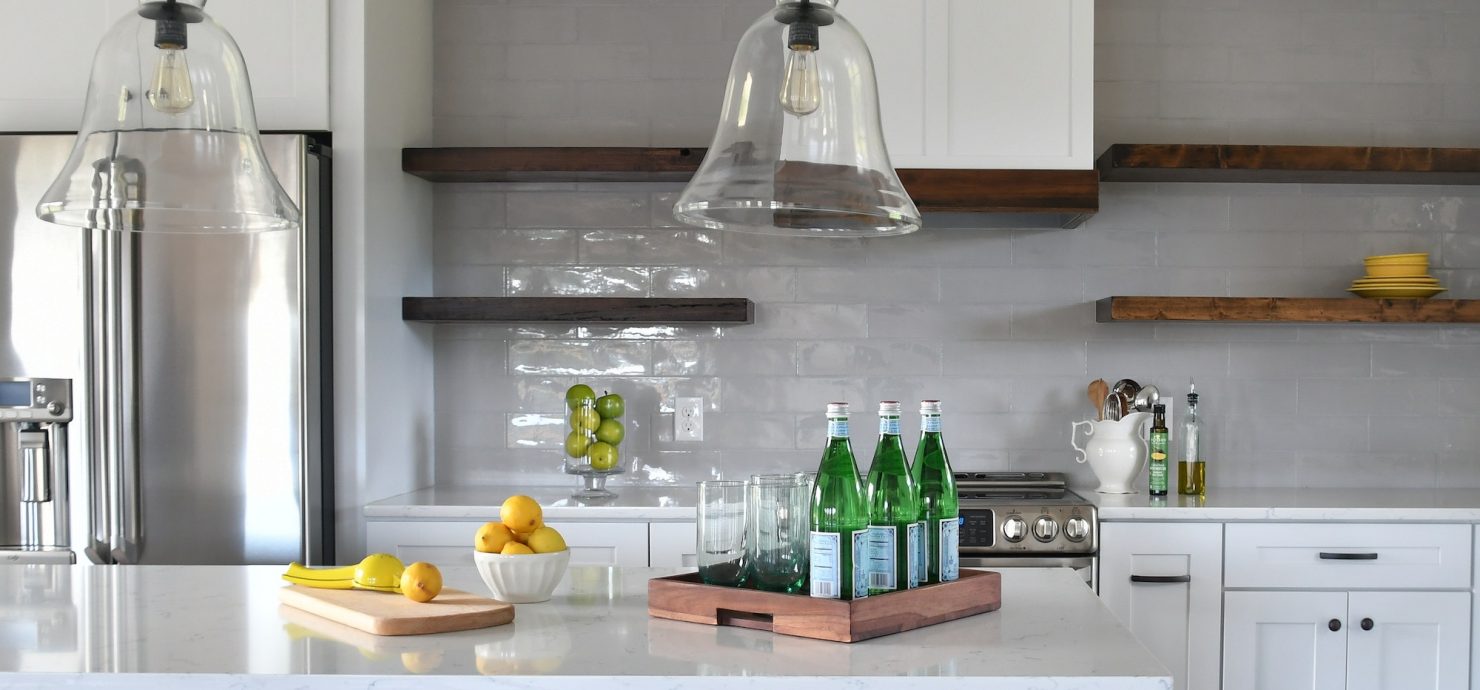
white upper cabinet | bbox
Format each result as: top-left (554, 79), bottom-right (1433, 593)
top-left (847, 0), bottom-right (1093, 170)
top-left (0, 0), bottom-right (327, 132)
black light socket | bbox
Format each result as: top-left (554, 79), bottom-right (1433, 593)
top-left (788, 22), bottom-right (819, 51)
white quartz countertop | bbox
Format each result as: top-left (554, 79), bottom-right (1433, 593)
top-left (1090, 488), bottom-right (1480, 522)
top-left (365, 484), bottom-right (697, 520)
top-left (0, 564), bottom-right (1169, 690)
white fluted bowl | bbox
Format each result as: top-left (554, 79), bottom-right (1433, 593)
top-left (473, 549), bottom-right (570, 604)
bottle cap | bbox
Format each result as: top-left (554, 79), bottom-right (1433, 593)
top-left (826, 402), bottom-right (849, 416)
top-left (920, 400), bottom-right (941, 414)
top-left (1153, 403), bottom-right (1165, 413)
top-left (878, 401), bottom-right (901, 415)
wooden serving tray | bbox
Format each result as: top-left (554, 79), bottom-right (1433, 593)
top-left (648, 569), bottom-right (1001, 643)
top-left (278, 585), bottom-right (514, 636)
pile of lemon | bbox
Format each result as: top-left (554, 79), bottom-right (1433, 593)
top-left (475, 495), bottom-right (568, 555)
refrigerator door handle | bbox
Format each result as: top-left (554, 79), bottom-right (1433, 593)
top-left (88, 229), bottom-right (144, 565)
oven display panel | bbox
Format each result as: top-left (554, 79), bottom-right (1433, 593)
top-left (959, 509), bottom-right (995, 548)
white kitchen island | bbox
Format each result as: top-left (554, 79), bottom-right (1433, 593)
top-left (0, 565), bottom-right (1169, 690)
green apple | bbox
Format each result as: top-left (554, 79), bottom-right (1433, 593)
top-left (564, 430), bottom-right (591, 458)
top-left (565, 384), bottom-right (596, 411)
top-left (588, 442), bottom-right (618, 471)
top-left (570, 407), bottom-right (601, 431)
top-left (595, 393), bottom-right (624, 419)
top-left (595, 419), bottom-right (624, 446)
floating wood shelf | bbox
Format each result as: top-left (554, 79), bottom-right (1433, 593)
top-left (402, 297), bottom-right (754, 324)
top-left (1096, 144), bottom-right (1480, 184)
top-left (1096, 296), bottom-right (1480, 324)
top-left (403, 147), bottom-right (1099, 228)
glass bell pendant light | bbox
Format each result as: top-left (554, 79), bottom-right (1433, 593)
top-left (674, 0), bottom-right (920, 238)
top-left (36, 0), bottom-right (298, 233)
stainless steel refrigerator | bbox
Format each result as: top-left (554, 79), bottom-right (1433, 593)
top-left (0, 133), bottom-right (332, 566)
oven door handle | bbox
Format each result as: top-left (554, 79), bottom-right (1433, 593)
top-left (960, 555), bottom-right (1096, 570)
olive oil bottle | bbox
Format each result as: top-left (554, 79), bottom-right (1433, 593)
top-left (1148, 404), bottom-right (1168, 497)
top-left (1178, 386), bottom-right (1205, 495)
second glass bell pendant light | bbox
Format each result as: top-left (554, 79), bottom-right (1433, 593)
top-left (675, 0), bottom-right (920, 238)
top-left (36, 0), bottom-right (298, 234)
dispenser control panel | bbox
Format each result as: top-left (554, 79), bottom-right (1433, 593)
top-left (0, 378), bottom-right (72, 422)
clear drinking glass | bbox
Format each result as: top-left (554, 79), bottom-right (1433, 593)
top-left (747, 474), bottom-right (810, 593)
top-left (697, 480), bottom-right (748, 586)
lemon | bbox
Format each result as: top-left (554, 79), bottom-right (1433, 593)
top-left (501, 541), bottom-right (534, 555)
top-left (500, 495), bottom-right (544, 533)
top-left (400, 562), bottom-right (443, 603)
top-left (525, 526), bottom-right (567, 554)
top-left (475, 521), bottom-right (517, 553)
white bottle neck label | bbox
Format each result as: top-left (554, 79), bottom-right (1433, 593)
top-left (827, 418), bottom-right (849, 439)
top-left (879, 416), bottom-right (900, 435)
top-left (922, 414), bottom-right (941, 433)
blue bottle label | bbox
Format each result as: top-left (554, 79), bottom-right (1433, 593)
top-left (809, 531), bottom-right (841, 599)
top-left (879, 416), bottom-right (900, 435)
top-left (827, 418), bottom-right (849, 438)
top-left (867, 525), bottom-right (897, 591)
top-left (922, 414), bottom-right (941, 433)
top-left (939, 518), bottom-right (960, 582)
top-left (906, 521), bottom-right (923, 589)
top-left (851, 529), bottom-right (871, 599)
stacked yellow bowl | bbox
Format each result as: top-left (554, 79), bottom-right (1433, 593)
top-left (1349, 253), bottom-right (1445, 299)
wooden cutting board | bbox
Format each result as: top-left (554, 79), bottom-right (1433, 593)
top-left (278, 585), bottom-right (514, 636)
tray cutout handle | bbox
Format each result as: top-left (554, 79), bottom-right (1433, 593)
top-left (718, 608), bottom-right (775, 632)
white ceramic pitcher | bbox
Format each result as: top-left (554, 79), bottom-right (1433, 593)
top-left (1070, 412), bottom-right (1153, 494)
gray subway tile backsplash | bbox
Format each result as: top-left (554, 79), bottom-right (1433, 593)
top-left (427, 0), bottom-right (1480, 489)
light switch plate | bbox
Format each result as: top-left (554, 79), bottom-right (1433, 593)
top-left (676, 397), bottom-right (703, 441)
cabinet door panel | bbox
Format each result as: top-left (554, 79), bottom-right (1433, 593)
top-left (1099, 522), bottom-right (1222, 690)
top-left (649, 522), bottom-right (697, 568)
top-left (846, 0), bottom-right (927, 159)
top-left (1224, 591), bottom-right (1347, 690)
top-left (1347, 591), bottom-right (1470, 690)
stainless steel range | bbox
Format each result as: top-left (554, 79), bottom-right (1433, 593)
top-left (955, 471), bottom-right (1097, 584)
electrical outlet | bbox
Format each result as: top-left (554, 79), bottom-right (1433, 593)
top-left (676, 397), bottom-right (703, 441)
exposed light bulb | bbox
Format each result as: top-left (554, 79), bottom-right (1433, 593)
top-left (780, 47), bottom-right (821, 116)
top-left (147, 48), bottom-right (195, 114)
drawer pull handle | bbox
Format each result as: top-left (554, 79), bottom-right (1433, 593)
top-left (1360, 618), bottom-right (1374, 631)
top-left (1130, 574), bottom-right (1191, 584)
top-left (1329, 619), bottom-right (1342, 632)
top-left (1319, 552), bottom-right (1379, 561)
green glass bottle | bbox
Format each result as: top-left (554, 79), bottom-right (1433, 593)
top-left (911, 400), bottom-right (959, 583)
top-left (865, 401), bottom-right (922, 594)
top-left (810, 403), bottom-right (870, 600)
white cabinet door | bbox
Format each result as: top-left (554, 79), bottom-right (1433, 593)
top-left (1099, 522), bottom-right (1223, 690)
top-left (366, 520), bottom-right (650, 568)
top-left (0, 0), bottom-right (327, 132)
top-left (1224, 591), bottom-right (1347, 690)
top-left (1346, 591), bottom-right (1470, 690)
top-left (649, 522), bottom-right (697, 568)
top-left (847, 0), bottom-right (1093, 170)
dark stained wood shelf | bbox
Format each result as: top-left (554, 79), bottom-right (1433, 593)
top-left (403, 147), bottom-right (1099, 229)
top-left (1096, 296), bottom-right (1480, 324)
top-left (1096, 144), bottom-right (1480, 184)
top-left (402, 297), bottom-right (754, 324)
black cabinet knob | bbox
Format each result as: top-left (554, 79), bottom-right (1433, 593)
top-left (1361, 618), bottom-right (1374, 631)
top-left (1329, 619), bottom-right (1342, 632)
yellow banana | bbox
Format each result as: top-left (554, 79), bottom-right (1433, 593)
top-left (281, 554), bottom-right (405, 593)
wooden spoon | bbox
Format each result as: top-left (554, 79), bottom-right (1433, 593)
top-left (1088, 379), bottom-right (1109, 421)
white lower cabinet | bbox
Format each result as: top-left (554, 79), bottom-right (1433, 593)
top-left (1223, 590), bottom-right (1470, 690)
top-left (366, 520), bottom-right (650, 567)
top-left (648, 522), bottom-right (697, 568)
top-left (1099, 522), bottom-right (1223, 690)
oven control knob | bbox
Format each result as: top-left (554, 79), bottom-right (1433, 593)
top-left (1032, 516), bottom-right (1059, 542)
top-left (1064, 516), bottom-right (1090, 542)
top-left (1002, 516), bottom-right (1027, 543)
